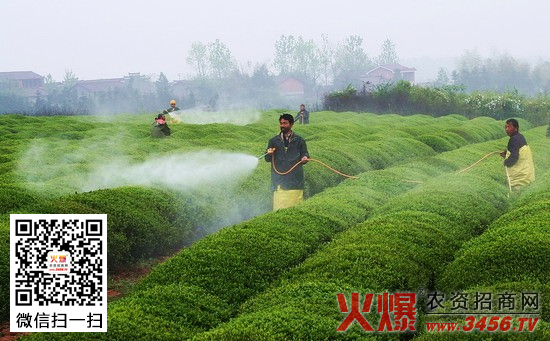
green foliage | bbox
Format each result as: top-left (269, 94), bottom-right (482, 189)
top-left (0, 185), bottom-right (40, 213)
top-left (464, 91), bottom-right (525, 120)
top-left (0, 221), bottom-right (9, 321)
top-left (524, 94), bottom-right (550, 125)
top-left (135, 209), bottom-right (346, 305)
top-left (440, 199), bottom-right (550, 291)
top-left (22, 284), bottom-right (233, 341)
top-left (189, 140), bottom-right (513, 339)
top-left (418, 134), bottom-right (456, 152)
top-left (3, 112), bottom-right (533, 339)
top-left (323, 82), bottom-right (547, 127)
top-left (14, 187), bottom-right (199, 271)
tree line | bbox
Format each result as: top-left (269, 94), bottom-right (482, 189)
top-left (1, 34), bottom-right (550, 116)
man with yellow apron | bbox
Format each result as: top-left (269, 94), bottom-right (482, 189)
top-left (265, 113), bottom-right (309, 210)
top-left (500, 118), bottom-right (535, 191)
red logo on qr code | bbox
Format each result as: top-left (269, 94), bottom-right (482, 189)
top-left (10, 214), bottom-right (107, 332)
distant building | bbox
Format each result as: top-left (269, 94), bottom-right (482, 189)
top-left (276, 76), bottom-right (305, 97)
top-left (72, 78), bottom-right (126, 97)
top-left (361, 64), bottom-right (416, 89)
top-left (0, 71), bottom-right (47, 101)
top-left (0, 71), bottom-right (44, 88)
top-left (124, 72), bottom-right (154, 94)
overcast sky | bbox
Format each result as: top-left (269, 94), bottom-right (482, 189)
top-left (2, 0), bottom-right (549, 82)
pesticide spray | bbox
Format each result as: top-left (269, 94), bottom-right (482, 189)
top-left (82, 151), bottom-right (259, 192)
top-left (167, 108), bottom-right (260, 126)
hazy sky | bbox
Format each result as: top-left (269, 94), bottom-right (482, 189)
top-left (2, 0), bottom-right (549, 82)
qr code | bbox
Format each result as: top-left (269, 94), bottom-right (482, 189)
top-left (10, 214), bottom-right (107, 332)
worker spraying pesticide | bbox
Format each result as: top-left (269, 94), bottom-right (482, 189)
top-left (151, 113), bottom-right (171, 138)
top-left (163, 99), bottom-right (182, 124)
top-left (457, 118), bottom-right (535, 194)
top-left (500, 118), bottom-right (535, 192)
top-left (264, 113), bottom-right (309, 211)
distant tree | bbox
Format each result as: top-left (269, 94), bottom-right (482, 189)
top-left (63, 69), bottom-right (78, 88)
top-left (273, 35), bottom-right (296, 75)
top-left (319, 33), bottom-right (334, 86)
top-left (454, 49), bottom-right (483, 90)
top-left (155, 72), bottom-right (173, 103)
top-left (374, 39), bottom-right (399, 66)
top-left (251, 63), bottom-right (272, 86)
top-left (248, 63), bottom-right (279, 108)
top-left (457, 49), bottom-right (483, 72)
top-left (44, 74), bottom-right (55, 85)
top-left (272, 34), bottom-right (322, 86)
top-left (292, 36), bottom-right (321, 86)
top-left (207, 39), bottom-right (237, 79)
top-left (434, 68), bottom-right (450, 86)
top-left (333, 35), bottom-right (372, 87)
top-left (186, 41), bottom-right (208, 79)
top-left (454, 50), bottom-right (535, 94)
top-left (532, 61), bottom-right (550, 93)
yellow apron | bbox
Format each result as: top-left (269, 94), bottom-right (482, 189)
top-left (273, 186), bottom-right (304, 211)
top-left (506, 145), bottom-right (535, 191)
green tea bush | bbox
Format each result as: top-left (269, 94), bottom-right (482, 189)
top-left (3, 112), bottom-right (515, 338)
top-left (406, 129), bottom-right (550, 340)
top-left (189, 132), bottom-right (522, 340)
top-left (0, 220), bottom-right (9, 321)
top-left (21, 284), bottom-right (233, 341)
top-left (512, 166), bottom-right (550, 208)
top-left (0, 185), bottom-right (40, 214)
top-left (296, 186), bottom-right (384, 226)
top-left (135, 209), bottom-right (347, 306)
top-left (418, 134), bottom-right (456, 152)
top-left (284, 212), bottom-right (460, 291)
top-left (185, 137), bottom-right (514, 339)
top-left (440, 199), bottom-right (550, 291)
top-left (436, 131), bottom-right (550, 293)
top-left (69, 154), bottom-right (439, 340)
top-left (377, 176), bottom-right (507, 235)
top-left (17, 187), bottom-right (198, 271)
top-left (193, 283), bottom-right (389, 341)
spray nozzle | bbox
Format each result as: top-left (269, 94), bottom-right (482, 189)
top-left (258, 148), bottom-right (276, 159)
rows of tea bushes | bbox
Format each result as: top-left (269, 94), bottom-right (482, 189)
top-left (0, 113), bottom-right (507, 272)
top-left (21, 121), bottom-right (520, 340)
top-left (0, 112), bottom-right (506, 205)
top-left (0, 216), bottom-right (8, 322)
top-left (1, 113), bottom-right (508, 325)
top-left (184, 137), bottom-right (514, 340)
top-left (300, 114), bottom-right (509, 196)
top-left (413, 128), bottom-right (550, 340)
top-left (20, 154), bottom-right (434, 341)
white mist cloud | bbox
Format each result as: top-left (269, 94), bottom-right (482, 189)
top-left (167, 109), bottom-right (260, 126)
top-left (82, 151), bottom-right (259, 192)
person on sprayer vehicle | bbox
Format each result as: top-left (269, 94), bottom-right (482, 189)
top-left (264, 113), bottom-right (309, 210)
top-left (500, 118), bottom-right (535, 191)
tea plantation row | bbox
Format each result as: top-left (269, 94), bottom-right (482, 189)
top-left (415, 128), bottom-right (550, 340)
top-left (0, 113), bottom-right (510, 324)
top-left (18, 121), bottom-right (541, 340)
top-left (184, 138), bottom-right (517, 340)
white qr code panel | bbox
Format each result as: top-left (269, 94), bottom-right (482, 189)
top-left (10, 214), bottom-right (107, 332)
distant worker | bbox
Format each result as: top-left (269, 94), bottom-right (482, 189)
top-left (294, 104), bottom-right (309, 124)
top-left (265, 113), bottom-right (309, 210)
top-left (163, 99), bottom-right (180, 115)
top-left (151, 113), bottom-right (171, 138)
top-left (500, 118), bottom-right (535, 191)
top-left (546, 119), bottom-right (550, 138)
